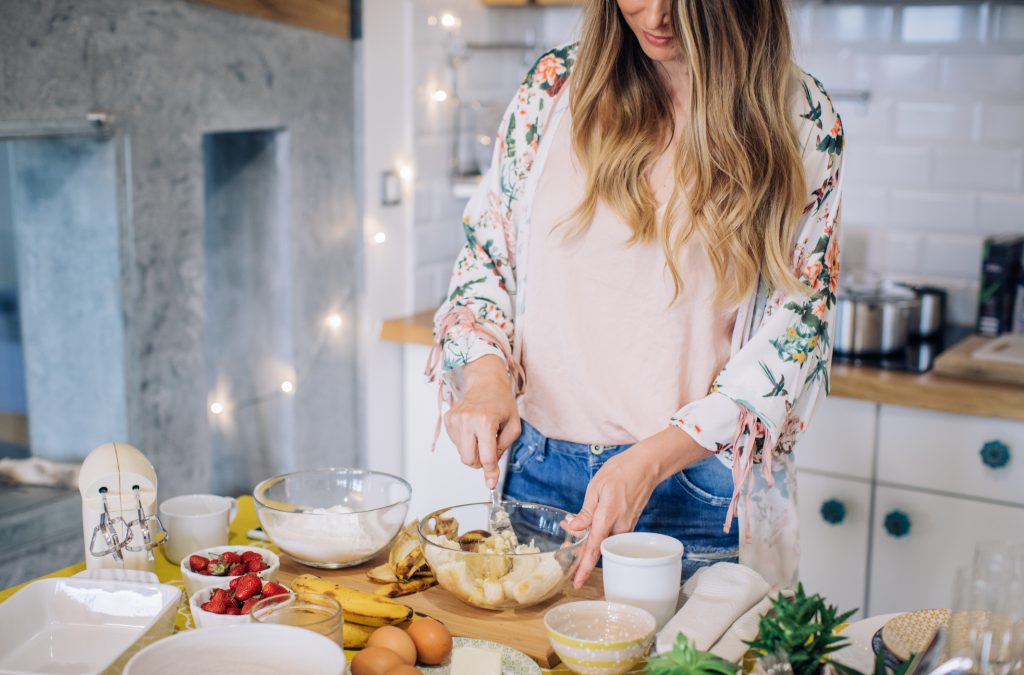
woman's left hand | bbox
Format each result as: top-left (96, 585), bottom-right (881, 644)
top-left (563, 426), bottom-right (713, 589)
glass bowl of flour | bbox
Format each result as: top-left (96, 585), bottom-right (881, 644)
top-left (254, 468), bottom-right (411, 568)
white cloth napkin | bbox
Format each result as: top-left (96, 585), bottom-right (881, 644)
top-left (708, 595), bottom-right (774, 662)
top-left (656, 562), bottom-right (771, 655)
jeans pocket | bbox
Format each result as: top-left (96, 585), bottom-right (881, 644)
top-left (673, 457), bottom-right (734, 507)
top-left (507, 436), bottom-right (543, 474)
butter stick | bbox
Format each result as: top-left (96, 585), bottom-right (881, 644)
top-left (450, 646), bottom-right (503, 675)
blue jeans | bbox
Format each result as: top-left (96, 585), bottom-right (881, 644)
top-left (503, 420), bottom-right (739, 579)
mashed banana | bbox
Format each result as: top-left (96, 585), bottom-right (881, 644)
top-left (425, 533), bottom-right (566, 608)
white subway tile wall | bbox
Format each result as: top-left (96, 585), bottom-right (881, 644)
top-left (408, 1), bottom-right (1024, 327)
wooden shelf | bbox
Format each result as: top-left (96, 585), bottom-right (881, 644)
top-left (189, 0), bottom-right (350, 38)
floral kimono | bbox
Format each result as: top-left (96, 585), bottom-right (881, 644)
top-left (426, 42), bottom-right (844, 590)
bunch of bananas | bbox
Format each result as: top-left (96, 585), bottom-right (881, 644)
top-left (290, 574), bottom-right (416, 649)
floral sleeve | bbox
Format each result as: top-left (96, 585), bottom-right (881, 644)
top-left (669, 71), bottom-right (845, 521)
top-left (425, 48), bottom-right (570, 402)
top-left (425, 93), bottom-right (522, 397)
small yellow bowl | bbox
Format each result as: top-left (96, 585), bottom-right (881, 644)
top-left (545, 601), bottom-right (655, 675)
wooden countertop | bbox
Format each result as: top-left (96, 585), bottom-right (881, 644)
top-left (381, 313), bottom-right (1024, 422)
top-left (279, 553), bottom-right (603, 668)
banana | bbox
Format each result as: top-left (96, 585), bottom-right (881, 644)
top-left (366, 564), bottom-right (399, 584)
top-left (289, 574), bottom-right (413, 627)
top-left (388, 521), bottom-right (428, 581)
top-left (373, 574), bottom-right (438, 598)
top-left (343, 622), bottom-right (376, 649)
top-left (426, 515), bottom-right (459, 540)
top-left (457, 529), bottom-right (492, 552)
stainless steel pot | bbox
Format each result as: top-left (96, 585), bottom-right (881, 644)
top-left (835, 282), bottom-right (921, 355)
top-left (902, 284), bottom-right (947, 338)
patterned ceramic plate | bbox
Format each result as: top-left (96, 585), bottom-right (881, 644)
top-left (881, 608), bottom-right (950, 662)
top-left (421, 637), bottom-right (541, 675)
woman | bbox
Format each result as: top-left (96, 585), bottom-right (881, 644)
top-left (427, 0), bottom-right (843, 591)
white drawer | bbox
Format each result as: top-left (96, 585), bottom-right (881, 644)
top-left (797, 471), bottom-right (870, 619)
top-left (878, 405), bottom-right (1024, 506)
top-left (796, 398), bottom-right (876, 480)
top-left (868, 485), bottom-right (1024, 615)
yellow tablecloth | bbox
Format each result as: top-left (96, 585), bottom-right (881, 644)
top-left (0, 496), bottom-right (632, 673)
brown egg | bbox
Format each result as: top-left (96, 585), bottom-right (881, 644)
top-left (388, 666), bottom-right (424, 675)
top-left (406, 618), bottom-right (453, 665)
top-left (366, 625), bottom-right (417, 665)
top-left (350, 646), bottom-right (405, 675)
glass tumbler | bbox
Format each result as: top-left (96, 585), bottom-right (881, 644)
top-left (948, 541), bottom-right (1024, 675)
top-left (250, 591), bottom-right (344, 647)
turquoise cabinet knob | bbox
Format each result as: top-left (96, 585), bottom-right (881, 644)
top-left (884, 510), bottom-right (911, 538)
top-left (820, 499), bottom-right (846, 525)
top-left (980, 440), bottom-right (1011, 469)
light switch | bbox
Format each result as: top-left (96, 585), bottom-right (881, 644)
top-left (381, 170), bottom-right (401, 206)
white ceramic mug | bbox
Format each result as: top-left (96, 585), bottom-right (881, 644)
top-left (601, 532), bottom-right (684, 630)
top-left (159, 494), bottom-right (239, 564)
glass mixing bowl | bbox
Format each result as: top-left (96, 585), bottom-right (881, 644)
top-left (417, 501), bottom-right (588, 610)
top-left (254, 468), bottom-right (411, 568)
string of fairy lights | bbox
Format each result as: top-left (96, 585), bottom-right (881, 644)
top-left (204, 12), bottom-right (468, 421)
top-left (206, 311), bottom-right (344, 419)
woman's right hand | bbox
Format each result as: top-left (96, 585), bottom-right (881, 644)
top-left (443, 354), bottom-right (522, 489)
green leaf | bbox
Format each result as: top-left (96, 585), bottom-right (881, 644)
top-left (645, 633), bottom-right (740, 675)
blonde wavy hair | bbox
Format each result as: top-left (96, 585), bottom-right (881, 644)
top-left (565, 0), bottom-right (807, 306)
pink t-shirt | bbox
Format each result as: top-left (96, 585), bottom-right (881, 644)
top-left (518, 112), bottom-right (738, 445)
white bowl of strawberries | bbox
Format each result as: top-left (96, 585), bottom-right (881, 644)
top-left (189, 574), bottom-right (290, 628)
top-left (180, 545), bottom-right (280, 598)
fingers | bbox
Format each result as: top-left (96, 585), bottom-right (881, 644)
top-left (475, 417), bottom-right (501, 487)
top-left (445, 410), bottom-right (478, 468)
top-left (574, 509), bottom-right (612, 590)
top-left (564, 483), bottom-right (600, 532)
top-left (496, 416), bottom-right (522, 458)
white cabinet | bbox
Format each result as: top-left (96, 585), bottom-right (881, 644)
top-left (402, 344), bottom-right (495, 520)
top-left (878, 406), bottom-right (1024, 507)
top-left (797, 398), bottom-right (877, 480)
top-left (797, 471), bottom-right (871, 618)
top-left (868, 485), bottom-right (1024, 615)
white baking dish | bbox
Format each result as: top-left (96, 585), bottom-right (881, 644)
top-left (0, 577), bottom-right (181, 675)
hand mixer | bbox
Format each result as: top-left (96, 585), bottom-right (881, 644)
top-left (78, 442), bottom-right (168, 572)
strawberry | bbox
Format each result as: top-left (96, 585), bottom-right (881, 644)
top-left (245, 559), bottom-right (265, 573)
top-left (211, 588), bottom-right (231, 606)
top-left (228, 564), bottom-right (245, 576)
top-left (220, 551), bottom-right (242, 566)
top-left (225, 606), bottom-right (241, 615)
top-left (240, 550), bottom-right (263, 565)
top-left (240, 598), bottom-right (259, 615)
top-left (207, 557), bottom-right (230, 576)
top-left (198, 569), bottom-right (213, 576)
top-left (200, 600), bottom-right (225, 614)
top-left (189, 555), bottom-right (210, 573)
top-left (261, 581), bottom-right (288, 598)
top-left (229, 576), bottom-right (242, 590)
top-left (233, 574), bottom-right (263, 602)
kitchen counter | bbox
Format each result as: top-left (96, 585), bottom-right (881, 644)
top-left (381, 312), bottom-right (1024, 422)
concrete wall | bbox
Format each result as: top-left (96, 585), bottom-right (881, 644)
top-left (0, 0), bottom-right (360, 497)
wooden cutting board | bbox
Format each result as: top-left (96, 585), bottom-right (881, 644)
top-left (277, 554), bottom-right (605, 668)
top-left (933, 335), bottom-right (1024, 386)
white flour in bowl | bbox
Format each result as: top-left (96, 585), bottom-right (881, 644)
top-left (262, 505), bottom-right (399, 564)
